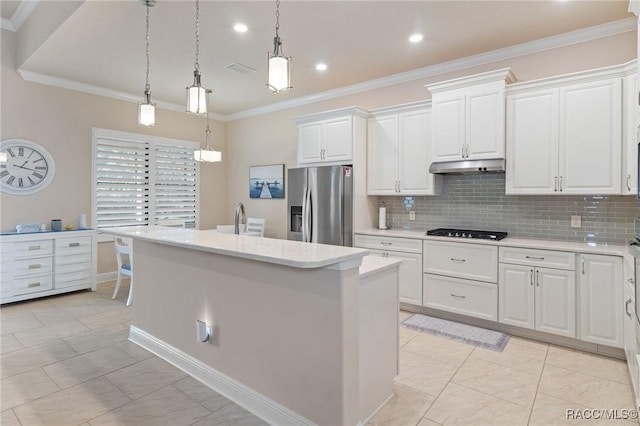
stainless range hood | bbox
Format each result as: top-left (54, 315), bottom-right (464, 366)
top-left (429, 158), bottom-right (506, 175)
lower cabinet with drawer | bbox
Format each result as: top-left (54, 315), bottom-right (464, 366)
top-left (0, 230), bottom-right (96, 304)
top-left (499, 247), bottom-right (576, 338)
top-left (423, 240), bottom-right (498, 320)
top-left (355, 234), bottom-right (423, 305)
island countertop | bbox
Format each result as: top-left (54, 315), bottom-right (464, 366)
top-left (101, 226), bottom-right (369, 269)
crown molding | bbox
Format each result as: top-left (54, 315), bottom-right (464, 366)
top-left (17, 69), bottom-right (226, 121)
top-left (14, 16), bottom-right (636, 122)
top-left (226, 17), bottom-right (636, 121)
top-left (1, 1), bottom-right (39, 32)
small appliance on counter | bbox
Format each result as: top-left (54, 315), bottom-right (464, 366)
top-left (426, 228), bottom-right (508, 241)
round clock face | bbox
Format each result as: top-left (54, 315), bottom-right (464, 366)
top-left (0, 139), bottom-right (55, 195)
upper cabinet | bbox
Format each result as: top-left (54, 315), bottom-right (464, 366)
top-left (295, 107), bottom-right (369, 167)
top-left (367, 102), bottom-right (441, 195)
top-left (427, 68), bottom-right (516, 162)
top-left (506, 64), bottom-right (628, 195)
top-left (623, 67), bottom-right (638, 196)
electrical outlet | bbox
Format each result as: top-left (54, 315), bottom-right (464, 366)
top-left (571, 215), bottom-right (581, 228)
top-left (409, 211), bottom-right (416, 221)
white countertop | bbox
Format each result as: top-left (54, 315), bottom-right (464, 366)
top-left (101, 226), bottom-right (369, 269)
top-left (356, 228), bottom-right (630, 258)
top-left (359, 255), bottom-right (402, 279)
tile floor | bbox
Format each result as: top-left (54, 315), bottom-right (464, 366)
top-left (1, 282), bottom-right (637, 425)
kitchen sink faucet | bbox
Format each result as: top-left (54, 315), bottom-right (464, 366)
top-left (234, 202), bottom-right (246, 235)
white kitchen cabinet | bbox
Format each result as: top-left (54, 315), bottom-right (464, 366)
top-left (1, 230), bottom-right (97, 304)
top-left (623, 270), bottom-right (638, 399)
top-left (368, 104), bottom-right (440, 195)
top-left (296, 107), bottom-right (369, 166)
top-left (427, 68), bottom-right (515, 162)
top-left (623, 70), bottom-right (638, 195)
top-left (423, 273), bottom-right (498, 321)
top-left (499, 248), bottom-right (576, 338)
top-left (506, 67), bottom-right (623, 195)
top-left (424, 240), bottom-right (498, 283)
top-left (578, 254), bottom-right (623, 348)
top-left (355, 234), bottom-right (422, 305)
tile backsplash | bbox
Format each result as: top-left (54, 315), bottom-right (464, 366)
top-left (378, 174), bottom-right (640, 245)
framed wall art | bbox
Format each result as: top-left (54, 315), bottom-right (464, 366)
top-left (249, 164), bottom-right (284, 199)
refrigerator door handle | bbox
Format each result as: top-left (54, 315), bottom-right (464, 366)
top-left (302, 186), bottom-right (309, 242)
top-left (307, 186), bottom-right (313, 242)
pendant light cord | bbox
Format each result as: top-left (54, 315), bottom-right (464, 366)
top-left (194, 0), bottom-right (200, 71)
top-left (275, 0), bottom-right (280, 38)
top-left (145, 3), bottom-right (150, 92)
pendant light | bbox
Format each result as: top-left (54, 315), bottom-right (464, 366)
top-left (266, 0), bottom-right (292, 93)
top-left (138, 0), bottom-right (156, 127)
top-left (194, 91), bottom-right (222, 163)
top-left (186, 0), bottom-right (208, 114)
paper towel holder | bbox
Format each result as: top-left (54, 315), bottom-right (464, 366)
top-left (379, 202), bottom-right (388, 230)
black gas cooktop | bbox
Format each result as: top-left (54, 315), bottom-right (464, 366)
top-left (426, 228), bottom-right (508, 241)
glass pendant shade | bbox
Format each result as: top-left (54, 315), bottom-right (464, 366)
top-left (186, 70), bottom-right (207, 114)
top-left (138, 90), bottom-right (156, 127)
top-left (267, 53), bottom-right (291, 93)
top-left (194, 149), bottom-right (222, 162)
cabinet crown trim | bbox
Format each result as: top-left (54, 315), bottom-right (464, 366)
top-left (294, 106), bottom-right (371, 124)
top-left (506, 61), bottom-right (635, 94)
top-left (426, 68), bottom-right (516, 94)
top-left (369, 100), bottom-right (432, 116)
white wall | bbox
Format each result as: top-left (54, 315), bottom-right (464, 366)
top-left (225, 32), bottom-right (637, 240)
top-left (1, 29), bottom-right (227, 274)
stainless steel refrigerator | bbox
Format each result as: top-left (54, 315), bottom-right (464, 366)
top-left (287, 165), bottom-right (353, 246)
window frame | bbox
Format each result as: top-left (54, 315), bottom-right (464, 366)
top-left (92, 128), bottom-right (200, 240)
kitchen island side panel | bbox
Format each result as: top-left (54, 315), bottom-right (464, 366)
top-left (131, 239), bottom-right (360, 426)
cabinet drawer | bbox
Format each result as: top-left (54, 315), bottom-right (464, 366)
top-left (9, 274), bottom-right (54, 296)
top-left (56, 270), bottom-right (92, 287)
top-left (424, 241), bottom-right (498, 283)
top-left (56, 261), bottom-right (91, 275)
top-left (14, 257), bottom-right (53, 278)
top-left (14, 240), bottom-right (53, 258)
top-left (499, 247), bottom-right (575, 270)
top-left (56, 252), bottom-right (91, 267)
top-left (423, 273), bottom-right (497, 321)
top-left (355, 234), bottom-right (422, 253)
top-left (55, 236), bottom-right (92, 257)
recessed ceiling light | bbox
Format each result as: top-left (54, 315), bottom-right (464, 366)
top-left (233, 23), bottom-right (248, 33)
top-left (316, 63), bottom-right (328, 71)
top-left (409, 33), bottom-right (423, 43)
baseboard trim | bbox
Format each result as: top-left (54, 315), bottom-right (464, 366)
top-left (129, 326), bottom-right (316, 426)
top-left (97, 272), bottom-right (117, 283)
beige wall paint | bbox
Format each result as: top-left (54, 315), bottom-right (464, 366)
top-left (1, 30), bottom-right (227, 274)
top-left (226, 32), bottom-right (636, 240)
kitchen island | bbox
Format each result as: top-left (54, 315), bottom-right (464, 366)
top-left (102, 226), bottom-right (400, 426)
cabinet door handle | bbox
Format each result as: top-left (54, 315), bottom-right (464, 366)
top-left (380, 242), bottom-right (393, 246)
top-left (554, 176), bottom-right (558, 192)
top-left (461, 145), bottom-right (465, 158)
top-left (28, 264), bottom-right (42, 269)
top-left (559, 176), bottom-right (563, 192)
top-left (28, 282), bottom-right (41, 288)
top-left (28, 245), bottom-right (41, 251)
top-left (450, 293), bottom-right (466, 300)
top-left (530, 269), bottom-right (534, 286)
top-left (525, 255), bottom-right (545, 261)
top-left (465, 145), bottom-right (469, 158)
top-left (627, 174), bottom-right (632, 192)
top-left (536, 270), bottom-right (540, 287)
top-left (69, 242), bottom-right (80, 247)
top-left (626, 298), bottom-right (633, 319)
top-left (581, 257), bottom-right (585, 275)
top-left (628, 278), bottom-right (635, 284)
top-left (450, 258), bottom-right (466, 263)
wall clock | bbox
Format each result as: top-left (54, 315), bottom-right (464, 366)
top-left (0, 139), bottom-right (55, 195)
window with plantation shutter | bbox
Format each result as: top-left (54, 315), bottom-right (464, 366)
top-left (153, 143), bottom-right (198, 229)
top-left (92, 128), bottom-right (199, 231)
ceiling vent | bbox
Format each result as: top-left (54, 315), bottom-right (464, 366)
top-left (224, 63), bottom-right (256, 74)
